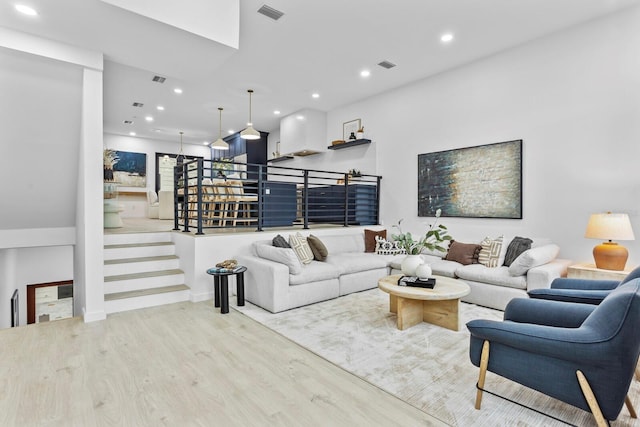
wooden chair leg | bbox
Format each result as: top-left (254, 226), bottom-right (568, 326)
top-left (625, 395), bottom-right (637, 418)
top-left (576, 370), bottom-right (608, 427)
top-left (475, 340), bottom-right (490, 410)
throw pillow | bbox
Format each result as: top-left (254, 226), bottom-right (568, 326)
top-left (478, 236), bottom-right (503, 268)
top-left (255, 244), bottom-right (302, 275)
top-left (289, 232), bottom-right (314, 264)
top-left (364, 229), bottom-right (387, 253)
top-left (307, 234), bottom-right (329, 261)
top-left (272, 234), bottom-right (290, 248)
top-left (503, 236), bottom-right (534, 267)
top-left (445, 240), bottom-right (482, 265)
top-left (508, 244), bottom-right (560, 276)
top-left (375, 236), bottom-right (406, 255)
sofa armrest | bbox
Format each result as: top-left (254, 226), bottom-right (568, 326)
top-left (526, 258), bottom-right (572, 292)
top-left (235, 254), bottom-right (291, 313)
top-left (550, 277), bottom-right (620, 290)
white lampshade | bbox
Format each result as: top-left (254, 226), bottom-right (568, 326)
top-left (585, 212), bottom-right (635, 241)
top-left (211, 138), bottom-right (229, 150)
top-left (240, 125), bottom-right (260, 140)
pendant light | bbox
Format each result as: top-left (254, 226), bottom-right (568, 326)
top-left (211, 107), bottom-right (229, 150)
top-left (240, 89), bottom-right (260, 140)
top-left (177, 131), bottom-right (187, 164)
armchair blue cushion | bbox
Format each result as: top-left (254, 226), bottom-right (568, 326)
top-left (528, 265), bottom-right (640, 304)
top-left (468, 279), bottom-right (640, 423)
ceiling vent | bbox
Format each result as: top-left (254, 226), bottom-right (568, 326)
top-left (257, 4), bottom-right (284, 21)
top-left (123, 120), bottom-right (133, 124)
top-left (132, 102), bottom-right (144, 107)
top-left (152, 75), bottom-right (166, 83)
top-left (377, 60), bottom-right (397, 69)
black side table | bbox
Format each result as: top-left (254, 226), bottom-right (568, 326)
top-left (206, 266), bottom-right (247, 314)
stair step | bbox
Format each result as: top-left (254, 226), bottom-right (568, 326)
top-left (104, 284), bottom-right (189, 301)
top-left (105, 268), bottom-right (184, 283)
top-left (104, 255), bottom-right (178, 265)
top-left (104, 242), bottom-right (173, 250)
top-left (104, 242), bottom-right (175, 261)
top-left (103, 232), bottom-right (173, 246)
top-left (104, 286), bottom-right (190, 315)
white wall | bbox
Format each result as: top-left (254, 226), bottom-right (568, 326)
top-left (324, 6), bottom-right (640, 267)
top-left (103, 133), bottom-right (211, 217)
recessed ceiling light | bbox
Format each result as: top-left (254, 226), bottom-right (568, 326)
top-left (202, 141), bottom-right (209, 145)
top-left (441, 33), bottom-right (454, 43)
top-left (15, 4), bottom-right (37, 16)
top-left (296, 115), bottom-right (305, 120)
top-left (311, 93), bottom-right (320, 99)
top-left (360, 70), bottom-right (371, 78)
top-left (156, 105), bottom-right (164, 111)
top-left (174, 88), bottom-right (183, 94)
top-left (129, 132), bottom-right (136, 136)
top-left (145, 116), bottom-right (154, 122)
top-left (274, 110), bottom-right (281, 115)
top-left (228, 130), bottom-right (235, 134)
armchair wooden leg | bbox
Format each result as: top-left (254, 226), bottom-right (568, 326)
top-left (576, 370), bottom-right (608, 427)
top-left (625, 395), bottom-right (637, 418)
top-left (475, 340), bottom-right (490, 410)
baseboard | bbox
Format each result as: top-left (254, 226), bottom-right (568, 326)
top-left (191, 290), bottom-right (213, 303)
top-left (82, 307), bottom-right (107, 322)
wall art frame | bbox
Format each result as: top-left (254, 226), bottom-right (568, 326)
top-left (114, 150), bottom-right (147, 187)
top-left (418, 139), bottom-right (522, 219)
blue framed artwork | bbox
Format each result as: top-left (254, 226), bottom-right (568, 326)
top-left (418, 140), bottom-right (522, 219)
top-left (114, 151), bottom-right (147, 187)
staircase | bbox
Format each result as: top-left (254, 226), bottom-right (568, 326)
top-left (103, 232), bottom-right (189, 314)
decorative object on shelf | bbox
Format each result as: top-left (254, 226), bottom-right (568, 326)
top-left (348, 168), bottom-right (361, 178)
top-left (240, 89), bottom-right (260, 140)
top-left (585, 211), bottom-right (635, 271)
top-left (348, 132), bottom-right (356, 140)
top-left (216, 259), bottom-right (238, 269)
top-left (343, 118), bottom-right (361, 141)
top-left (418, 139), bottom-right (522, 219)
top-left (415, 263), bottom-right (433, 280)
top-left (103, 148), bottom-right (119, 182)
top-left (392, 209), bottom-right (451, 275)
top-left (272, 141), bottom-right (281, 158)
top-left (331, 140), bottom-right (345, 146)
top-left (356, 126), bottom-right (364, 139)
top-left (211, 107), bottom-right (229, 150)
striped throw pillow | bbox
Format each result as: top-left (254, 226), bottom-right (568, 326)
top-left (289, 232), bottom-right (314, 264)
top-left (478, 236), bottom-right (503, 268)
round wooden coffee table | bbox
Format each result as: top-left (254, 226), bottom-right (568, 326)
top-left (378, 274), bottom-right (470, 331)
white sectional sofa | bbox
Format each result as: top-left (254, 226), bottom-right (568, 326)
top-left (235, 230), bottom-right (571, 313)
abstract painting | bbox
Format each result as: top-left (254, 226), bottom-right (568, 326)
top-left (418, 140), bottom-right (522, 218)
top-left (114, 150), bottom-right (147, 187)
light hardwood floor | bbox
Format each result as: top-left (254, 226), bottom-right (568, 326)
top-left (0, 301), bottom-right (445, 426)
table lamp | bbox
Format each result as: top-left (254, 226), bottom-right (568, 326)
top-left (585, 212), bottom-right (635, 270)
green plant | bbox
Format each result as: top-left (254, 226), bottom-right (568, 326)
top-left (391, 209), bottom-right (451, 255)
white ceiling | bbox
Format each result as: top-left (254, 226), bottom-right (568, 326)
top-left (1, 0), bottom-right (639, 146)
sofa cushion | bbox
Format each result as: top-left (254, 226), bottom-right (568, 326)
top-left (255, 243), bottom-right (302, 275)
top-left (289, 261), bottom-right (340, 286)
top-left (430, 259), bottom-right (462, 278)
top-left (478, 236), bottom-right (503, 268)
top-left (456, 264), bottom-right (527, 290)
top-left (272, 234), bottom-right (291, 248)
top-left (307, 234), bottom-right (328, 261)
top-left (289, 232), bottom-right (314, 264)
top-left (503, 236), bottom-right (533, 266)
top-left (325, 253), bottom-right (389, 275)
top-left (445, 241), bottom-right (482, 265)
top-left (364, 229), bottom-right (386, 253)
top-left (508, 244), bottom-right (560, 276)
top-left (320, 234), bottom-right (365, 254)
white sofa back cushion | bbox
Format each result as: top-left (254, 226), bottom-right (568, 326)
top-left (508, 244), bottom-right (560, 276)
top-left (320, 234), bottom-right (365, 254)
top-left (255, 243), bottom-right (302, 275)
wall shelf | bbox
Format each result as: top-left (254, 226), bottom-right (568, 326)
top-left (327, 139), bottom-right (371, 150)
top-left (267, 155), bottom-right (294, 163)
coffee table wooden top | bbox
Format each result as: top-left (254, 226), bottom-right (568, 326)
top-left (378, 274), bottom-right (470, 301)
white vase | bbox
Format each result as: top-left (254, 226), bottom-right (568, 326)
top-left (415, 264), bottom-right (432, 280)
top-left (401, 255), bottom-right (424, 276)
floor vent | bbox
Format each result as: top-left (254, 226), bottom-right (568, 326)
top-left (152, 75), bottom-right (166, 83)
top-left (378, 60), bottom-right (397, 69)
top-left (258, 4), bottom-right (284, 21)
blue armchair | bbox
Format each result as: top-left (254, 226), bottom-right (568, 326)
top-left (528, 265), bottom-right (640, 304)
top-left (467, 280), bottom-right (640, 425)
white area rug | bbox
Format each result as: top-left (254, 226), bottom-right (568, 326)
top-left (232, 289), bottom-right (640, 426)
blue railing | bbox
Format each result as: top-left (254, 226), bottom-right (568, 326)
top-left (173, 159), bottom-right (381, 235)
